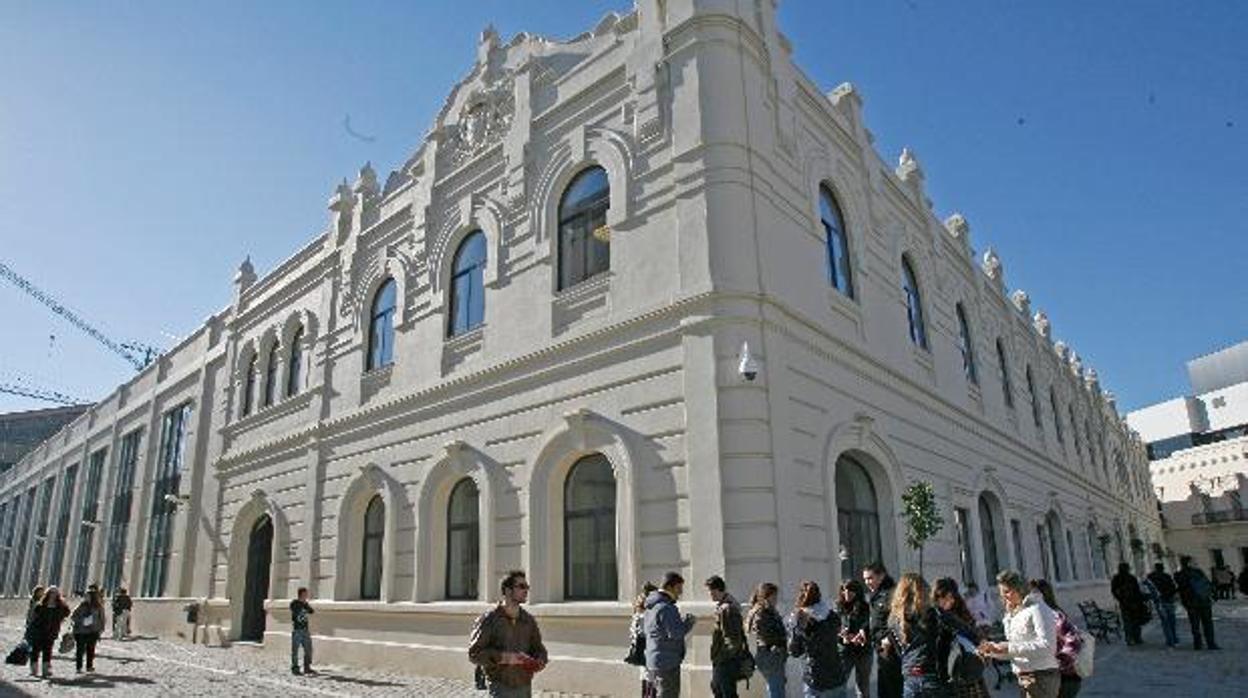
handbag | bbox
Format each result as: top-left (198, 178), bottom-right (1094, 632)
top-left (5, 642), bottom-right (29, 666)
top-left (624, 628), bottom-right (646, 666)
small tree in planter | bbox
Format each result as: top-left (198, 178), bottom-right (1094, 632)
top-left (900, 481), bottom-right (944, 576)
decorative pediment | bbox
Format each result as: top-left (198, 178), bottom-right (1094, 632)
top-left (443, 79), bottom-right (516, 169)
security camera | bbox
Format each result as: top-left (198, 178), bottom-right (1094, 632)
top-left (738, 341), bottom-right (759, 382)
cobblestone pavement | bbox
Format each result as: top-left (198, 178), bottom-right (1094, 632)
top-left (0, 602), bottom-right (1245, 696)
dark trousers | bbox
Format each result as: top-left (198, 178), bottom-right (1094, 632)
top-left (291, 628), bottom-right (313, 669)
top-left (1122, 616), bottom-right (1142, 644)
top-left (74, 633), bottom-right (98, 671)
top-left (846, 650), bottom-right (872, 697)
top-left (1058, 674), bottom-right (1082, 698)
top-left (711, 660), bottom-right (739, 698)
top-left (902, 675), bottom-right (950, 698)
top-left (1186, 602), bottom-right (1216, 648)
top-left (877, 653), bottom-right (903, 698)
top-left (29, 639), bottom-right (52, 667)
top-left (653, 668), bottom-right (682, 698)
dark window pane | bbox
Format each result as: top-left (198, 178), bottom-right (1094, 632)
top-left (558, 167), bottom-right (610, 291)
top-left (564, 454), bottom-right (616, 600)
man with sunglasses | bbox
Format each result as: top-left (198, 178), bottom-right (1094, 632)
top-left (469, 570), bottom-right (548, 697)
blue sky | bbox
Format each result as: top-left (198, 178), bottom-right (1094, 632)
top-left (1, 0), bottom-right (1245, 414)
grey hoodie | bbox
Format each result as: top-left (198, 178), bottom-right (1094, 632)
top-left (643, 590), bottom-right (696, 672)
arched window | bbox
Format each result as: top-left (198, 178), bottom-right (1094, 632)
top-left (242, 355), bottom-right (258, 416)
top-left (286, 327), bottom-right (304, 398)
top-left (263, 342), bottom-right (280, 408)
top-left (996, 339), bottom-right (1014, 409)
top-left (1046, 511), bottom-right (1065, 582)
top-left (901, 256), bottom-right (927, 350)
top-left (360, 495), bottom-right (385, 600)
top-left (558, 167), bottom-right (610, 291)
top-left (1066, 529), bottom-right (1079, 580)
top-left (367, 279), bottom-right (396, 371)
top-left (1050, 389), bottom-right (1064, 444)
top-left (836, 455), bottom-right (881, 577)
top-left (1026, 366), bottom-right (1042, 429)
top-left (1069, 405), bottom-right (1081, 455)
top-left (564, 454), bottom-right (616, 600)
top-left (956, 303), bottom-right (977, 384)
top-left (448, 231), bottom-right (487, 337)
top-left (1087, 523), bottom-right (1105, 578)
top-left (819, 186), bottom-right (854, 298)
top-left (978, 494), bottom-right (1001, 581)
top-left (446, 478), bottom-right (479, 600)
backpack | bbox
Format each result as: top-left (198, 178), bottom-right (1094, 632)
top-left (735, 646), bottom-right (756, 683)
top-left (5, 642), bottom-right (29, 666)
top-left (1073, 629), bottom-right (1095, 678)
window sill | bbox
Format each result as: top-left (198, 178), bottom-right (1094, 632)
top-left (224, 390), bottom-right (316, 438)
top-left (553, 273), bottom-right (611, 335)
top-left (911, 345), bottom-right (935, 378)
top-left (442, 326), bottom-right (485, 374)
top-left (825, 287), bottom-right (864, 337)
top-left (360, 364), bottom-right (394, 405)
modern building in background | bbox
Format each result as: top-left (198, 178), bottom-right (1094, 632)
top-left (0, 2), bottom-right (1158, 693)
top-left (0, 405), bottom-right (89, 473)
top-left (1128, 340), bottom-right (1248, 573)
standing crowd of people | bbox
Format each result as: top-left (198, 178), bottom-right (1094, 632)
top-left (465, 564), bottom-right (1095, 698)
top-left (14, 584), bottom-right (133, 679)
top-left (1113, 555), bottom-right (1226, 651)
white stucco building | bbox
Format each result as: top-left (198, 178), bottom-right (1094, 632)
top-left (0, 2), bottom-right (1159, 694)
top-left (1127, 341), bottom-right (1248, 574)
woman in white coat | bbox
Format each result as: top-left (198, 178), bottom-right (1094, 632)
top-left (978, 570), bottom-right (1059, 698)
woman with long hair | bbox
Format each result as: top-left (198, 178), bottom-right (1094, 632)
top-left (746, 582), bottom-right (788, 698)
top-left (837, 579), bottom-right (872, 697)
top-left (788, 580), bottom-right (846, 697)
top-left (886, 573), bottom-right (948, 698)
top-left (27, 586), bottom-right (70, 679)
top-left (931, 578), bottom-right (989, 698)
top-left (1029, 579), bottom-right (1084, 698)
top-left (71, 587), bottom-right (108, 674)
top-left (629, 581), bottom-right (658, 698)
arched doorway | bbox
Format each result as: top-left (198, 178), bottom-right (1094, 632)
top-left (240, 516), bottom-right (273, 642)
top-left (836, 454), bottom-right (882, 580)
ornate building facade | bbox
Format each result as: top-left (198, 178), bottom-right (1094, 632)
top-left (0, 2), bottom-right (1159, 693)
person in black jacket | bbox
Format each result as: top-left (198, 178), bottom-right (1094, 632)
top-left (746, 582), bottom-right (788, 698)
top-left (886, 574), bottom-right (949, 698)
top-left (864, 562), bottom-right (902, 698)
top-left (1110, 563), bottom-right (1148, 645)
top-left (28, 586), bottom-right (70, 679)
top-left (837, 579), bottom-right (872, 698)
top-left (290, 587), bottom-right (316, 675)
top-left (70, 589), bottom-right (107, 674)
top-left (111, 587), bottom-right (133, 640)
top-left (1145, 563), bottom-right (1179, 648)
top-left (932, 578), bottom-right (989, 698)
top-left (788, 580), bottom-right (847, 696)
top-left (1174, 556), bottom-right (1219, 650)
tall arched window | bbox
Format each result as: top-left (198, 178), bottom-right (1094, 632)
top-left (996, 339), bottom-right (1014, 409)
top-left (836, 455), bottom-right (881, 577)
top-left (449, 232), bottom-right (487, 337)
top-left (1026, 366), bottom-right (1042, 429)
top-left (367, 279), bottom-right (396, 370)
top-left (446, 478), bottom-right (479, 600)
top-left (263, 342), bottom-right (280, 408)
top-left (1069, 405), bottom-right (1081, 455)
top-left (819, 186), bottom-right (854, 298)
top-left (360, 495), bottom-right (385, 600)
top-left (1046, 511), bottom-right (1065, 581)
top-left (558, 167), bottom-right (610, 291)
top-left (286, 327), bottom-right (304, 398)
top-left (956, 303), bottom-right (977, 384)
top-left (1050, 389), bottom-right (1064, 444)
top-left (242, 355), bottom-right (258, 416)
top-left (564, 454), bottom-right (616, 600)
top-left (978, 494), bottom-right (1001, 581)
top-left (901, 256), bottom-right (928, 350)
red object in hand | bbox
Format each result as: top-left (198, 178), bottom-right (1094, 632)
top-left (518, 654), bottom-right (545, 674)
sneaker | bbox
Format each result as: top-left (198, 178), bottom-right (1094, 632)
top-left (86, 666), bottom-right (95, 673)
top-left (291, 667), bottom-right (302, 675)
top-left (42, 667), bottom-right (51, 679)
top-left (30, 664), bottom-right (38, 677)
top-left (1208, 644), bottom-right (1221, 650)
top-left (303, 668), bottom-right (317, 676)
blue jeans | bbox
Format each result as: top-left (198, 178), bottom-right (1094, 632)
top-left (803, 685), bottom-right (847, 698)
top-left (762, 670), bottom-right (786, 698)
top-left (1157, 602), bottom-right (1178, 646)
top-left (291, 628), bottom-right (313, 669)
top-left (903, 675), bottom-right (951, 698)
